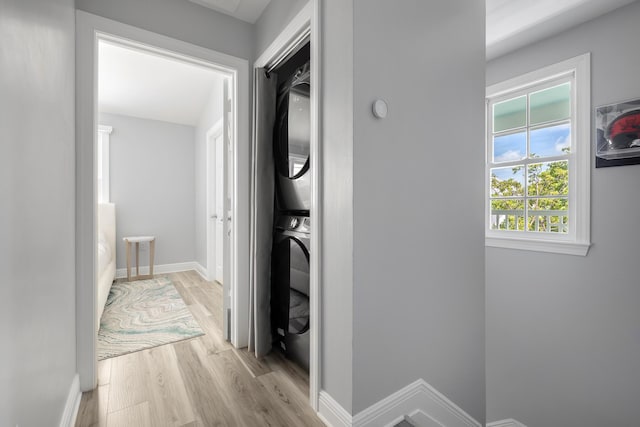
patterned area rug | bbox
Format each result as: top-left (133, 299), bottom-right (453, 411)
top-left (97, 276), bottom-right (204, 360)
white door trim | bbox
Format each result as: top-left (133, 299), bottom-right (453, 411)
top-left (75, 10), bottom-right (250, 391)
top-left (254, 0), bottom-right (322, 411)
top-left (206, 119), bottom-right (224, 282)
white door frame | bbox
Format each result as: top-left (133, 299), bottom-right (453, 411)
top-left (206, 119), bottom-right (224, 283)
top-left (75, 11), bottom-right (250, 391)
top-left (254, 0), bottom-right (322, 410)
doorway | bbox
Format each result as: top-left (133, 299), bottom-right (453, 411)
top-left (76, 11), bottom-right (251, 391)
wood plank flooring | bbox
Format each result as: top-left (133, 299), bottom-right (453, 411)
top-left (76, 271), bottom-right (324, 427)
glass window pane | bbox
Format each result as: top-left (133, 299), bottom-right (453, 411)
top-left (527, 161), bottom-right (568, 196)
top-left (527, 198), bottom-right (569, 233)
top-left (490, 199), bottom-right (524, 231)
top-left (493, 131), bottom-right (526, 163)
top-left (530, 82), bottom-right (571, 125)
top-left (491, 166), bottom-right (525, 197)
top-left (530, 123), bottom-right (571, 158)
top-left (494, 96), bottom-right (526, 132)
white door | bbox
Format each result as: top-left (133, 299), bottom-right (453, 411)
top-left (214, 133), bottom-right (224, 283)
top-left (222, 77), bottom-right (234, 342)
top-left (206, 123), bottom-right (222, 283)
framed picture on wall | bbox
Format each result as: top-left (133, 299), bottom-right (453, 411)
top-left (595, 98), bottom-right (640, 168)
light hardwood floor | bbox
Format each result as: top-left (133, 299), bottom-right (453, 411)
top-left (76, 270), bottom-right (324, 427)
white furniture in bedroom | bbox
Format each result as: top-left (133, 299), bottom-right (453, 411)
top-left (122, 236), bottom-right (156, 281)
top-left (97, 203), bottom-right (116, 333)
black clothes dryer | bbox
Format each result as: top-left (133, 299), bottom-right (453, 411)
top-left (273, 61), bottom-right (311, 213)
top-left (270, 214), bottom-right (310, 371)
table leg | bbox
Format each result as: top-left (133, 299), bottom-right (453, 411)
top-left (125, 240), bottom-right (131, 281)
top-left (149, 239), bottom-right (155, 277)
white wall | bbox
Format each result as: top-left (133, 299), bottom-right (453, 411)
top-left (351, 0), bottom-right (486, 421)
top-left (101, 113), bottom-right (196, 268)
top-left (76, 0), bottom-right (254, 61)
top-left (194, 84), bottom-right (224, 268)
top-left (486, 2), bottom-right (640, 426)
top-left (0, 0), bottom-right (77, 425)
top-left (254, 0), bottom-right (309, 57)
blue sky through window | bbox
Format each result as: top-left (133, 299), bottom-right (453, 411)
top-left (530, 123), bottom-right (570, 158)
top-left (493, 123), bottom-right (570, 162)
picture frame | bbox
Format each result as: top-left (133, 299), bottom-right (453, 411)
top-left (595, 98), bottom-right (640, 168)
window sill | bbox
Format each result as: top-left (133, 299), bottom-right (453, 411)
top-left (485, 236), bottom-right (591, 256)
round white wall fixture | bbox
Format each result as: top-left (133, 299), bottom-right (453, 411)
top-left (372, 99), bottom-right (388, 119)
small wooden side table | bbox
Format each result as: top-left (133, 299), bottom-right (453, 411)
top-left (123, 236), bottom-right (155, 281)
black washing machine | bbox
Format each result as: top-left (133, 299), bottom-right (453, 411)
top-left (273, 60), bottom-right (311, 213)
top-left (271, 214), bottom-right (310, 371)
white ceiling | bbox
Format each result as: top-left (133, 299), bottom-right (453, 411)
top-left (487, 0), bottom-right (638, 59)
top-left (98, 0), bottom-right (637, 123)
top-left (188, 0), bottom-right (271, 23)
top-left (98, 40), bottom-right (225, 126)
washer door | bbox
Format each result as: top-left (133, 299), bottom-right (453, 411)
top-left (271, 235), bottom-right (310, 336)
top-left (273, 63), bottom-right (311, 212)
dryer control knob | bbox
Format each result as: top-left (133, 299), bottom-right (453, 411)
top-left (290, 218), bottom-right (299, 229)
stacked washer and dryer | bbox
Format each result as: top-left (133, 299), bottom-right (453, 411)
top-left (270, 44), bottom-right (311, 372)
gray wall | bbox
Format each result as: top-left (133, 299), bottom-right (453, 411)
top-left (194, 85), bottom-right (224, 268)
top-left (253, 0), bottom-right (355, 412)
top-left (319, 0), bottom-right (355, 413)
top-left (0, 0), bottom-right (77, 425)
top-left (254, 0), bottom-right (309, 57)
top-left (76, 0), bottom-right (254, 61)
top-left (351, 0), bottom-right (486, 421)
top-left (486, 2), bottom-right (640, 426)
top-left (101, 113), bottom-right (196, 269)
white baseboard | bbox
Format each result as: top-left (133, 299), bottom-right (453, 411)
top-left (115, 261), bottom-right (202, 279)
top-left (352, 379), bottom-right (481, 427)
top-left (59, 374), bottom-right (81, 427)
top-left (487, 419), bottom-right (527, 427)
top-left (318, 390), bottom-right (352, 427)
top-left (194, 262), bottom-right (208, 280)
top-left (318, 379), bottom-right (480, 427)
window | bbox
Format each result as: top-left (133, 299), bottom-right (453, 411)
top-left (485, 54), bottom-right (591, 256)
top-left (97, 125), bottom-right (112, 203)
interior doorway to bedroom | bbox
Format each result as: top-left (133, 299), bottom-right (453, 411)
top-left (94, 37), bottom-right (234, 364)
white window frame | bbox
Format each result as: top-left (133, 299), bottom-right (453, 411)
top-left (97, 125), bottom-right (112, 203)
top-left (485, 53), bottom-right (591, 256)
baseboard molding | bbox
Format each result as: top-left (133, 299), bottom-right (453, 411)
top-left (194, 262), bottom-right (208, 280)
top-left (487, 419), bottom-right (527, 427)
top-left (318, 390), bottom-right (352, 427)
top-left (318, 380), bottom-right (480, 427)
top-left (352, 379), bottom-right (481, 427)
top-left (59, 374), bottom-right (81, 427)
top-left (115, 261), bottom-right (202, 279)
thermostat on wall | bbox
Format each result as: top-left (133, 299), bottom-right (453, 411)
top-left (372, 99), bottom-right (388, 119)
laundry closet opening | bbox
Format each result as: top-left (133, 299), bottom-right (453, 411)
top-left (250, 40), bottom-right (313, 376)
